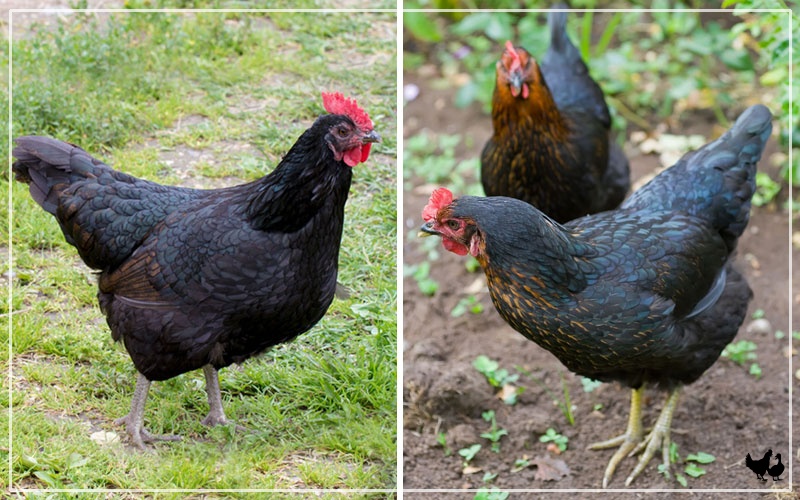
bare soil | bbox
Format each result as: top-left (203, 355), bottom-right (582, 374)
top-left (402, 78), bottom-right (796, 498)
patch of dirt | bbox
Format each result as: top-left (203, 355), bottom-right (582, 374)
top-left (402, 78), bottom-right (795, 497)
top-left (135, 135), bottom-right (262, 189)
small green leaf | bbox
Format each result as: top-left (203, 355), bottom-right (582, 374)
top-left (459, 444), bottom-right (482, 463)
top-left (482, 471), bottom-right (498, 482)
top-left (669, 441), bottom-right (680, 463)
top-left (66, 452), bottom-right (89, 469)
top-left (581, 377), bottom-right (602, 393)
top-left (33, 470), bottom-right (59, 488)
top-left (19, 454), bottom-right (39, 469)
top-left (760, 67), bottom-right (788, 86)
top-left (684, 462), bottom-right (707, 478)
top-left (513, 458), bottom-right (530, 471)
top-left (473, 355), bottom-right (499, 376)
top-left (676, 473), bottom-right (688, 487)
top-left (686, 451), bottom-right (715, 464)
top-left (465, 256), bottom-right (481, 273)
top-left (720, 49), bottom-right (754, 71)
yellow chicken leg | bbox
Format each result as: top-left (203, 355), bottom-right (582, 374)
top-left (589, 386), bottom-right (682, 487)
top-left (588, 386), bottom-right (644, 488)
top-left (624, 387), bottom-right (680, 486)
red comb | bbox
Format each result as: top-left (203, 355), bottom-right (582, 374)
top-left (321, 92), bottom-right (373, 131)
top-left (422, 187), bottom-right (454, 222)
top-left (505, 40), bottom-right (522, 73)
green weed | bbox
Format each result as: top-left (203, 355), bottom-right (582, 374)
top-left (474, 487), bottom-right (510, 500)
top-left (539, 428), bottom-right (568, 452)
top-left (473, 355), bottom-right (524, 405)
top-left (405, 261), bottom-right (439, 296)
top-left (480, 410), bottom-right (508, 453)
top-left (662, 442), bottom-right (716, 487)
top-left (451, 295), bottom-right (484, 317)
top-left (459, 443), bottom-right (482, 466)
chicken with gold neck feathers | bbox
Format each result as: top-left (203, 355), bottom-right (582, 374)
top-left (423, 105), bottom-right (772, 487)
top-left (481, 6), bottom-right (630, 222)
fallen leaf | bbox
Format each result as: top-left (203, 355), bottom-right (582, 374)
top-left (497, 384), bottom-right (518, 403)
top-left (464, 277), bottom-right (486, 295)
top-left (462, 465), bottom-right (482, 475)
top-left (90, 431), bottom-right (120, 445)
top-left (532, 455), bottom-right (570, 481)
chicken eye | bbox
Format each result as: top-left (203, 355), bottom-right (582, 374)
top-left (446, 220), bottom-right (460, 231)
top-left (337, 127), bottom-right (349, 137)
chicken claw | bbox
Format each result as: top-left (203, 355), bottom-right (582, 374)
top-left (115, 373), bottom-right (181, 449)
top-left (588, 386), bottom-right (644, 488)
top-left (624, 388), bottom-right (680, 486)
top-left (589, 386), bottom-right (682, 487)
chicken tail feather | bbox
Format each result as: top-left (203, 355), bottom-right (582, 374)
top-left (622, 105), bottom-right (772, 251)
top-left (12, 136), bottom-right (110, 215)
top-left (547, 4), bottom-right (574, 60)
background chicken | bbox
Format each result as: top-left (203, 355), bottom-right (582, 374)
top-left (421, 105), bottom-right (771, 486)
top-left (480, 6), bottom-right (630, 222)
top-left (745, 449), bottom-right (772, 481)
top-left (13, 92), bottom-right (380, 449)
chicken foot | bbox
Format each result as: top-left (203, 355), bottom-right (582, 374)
top-left (624, 387), bottom-right (680, 486)
top-left (201, 364), bottom-right (229, 426)
top-left (200, 364), bottom-right (248, 432)
top-left (589, 385), bottom-right (681, 487)
top-left (588, 386), bottom-right (644, 488)
top-left (115, 372), bottom-right (181, 449)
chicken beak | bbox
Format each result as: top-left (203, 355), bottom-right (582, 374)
top-left (361, 130), bottom-right (381, 144)
top-left (509, 72), bottom-right (524, 98)
top-left (418, 221), bottom-right (438, 238)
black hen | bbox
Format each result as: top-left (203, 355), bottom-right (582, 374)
top-left (480, 5), bottom-right (629, 222)
top-left (13, 92), bottom-right (380, 448)
top-left (745, 449), bottom-right (772, 481)
top-left (421, 105), bottom-right (771, 486)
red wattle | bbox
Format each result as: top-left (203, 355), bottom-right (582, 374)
top-left (443, 238), bottom-right (468, 256)
top-left (344, 147), bottom-right (361, 167)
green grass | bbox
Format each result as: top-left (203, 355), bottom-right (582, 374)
top-left (3, 9), bottom-right (396, 492)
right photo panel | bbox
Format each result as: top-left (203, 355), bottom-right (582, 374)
top-left (403, 3), bottom-right (793, 495)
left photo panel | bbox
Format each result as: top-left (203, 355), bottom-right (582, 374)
top-left (5, 8), bottom-right (397, 491)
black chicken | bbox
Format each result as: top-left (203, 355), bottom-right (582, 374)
top-left (421, 105), bottom-right (771, 486)
top-left (767, 453), bottom-right (784, 481)
top-left (745, 449), bottom-right (772, 481)
top-left (480, 5), bottom-right (630, 222)
top-left (13, 92), bottom-right (380, 448)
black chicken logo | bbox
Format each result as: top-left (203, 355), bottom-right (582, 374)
top-left (745, 449), bottom-right (784, 481)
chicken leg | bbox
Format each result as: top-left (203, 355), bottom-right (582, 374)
top-left (201, 364), bottom-right (229, 426)
top-left (589, 385), bottom-right (681, 487)
top-left (114, 372), bottom-right (181, 449)
top-left (201, 364), bottom-right (248, 432)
